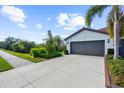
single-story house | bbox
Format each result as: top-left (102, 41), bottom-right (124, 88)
top-left (65, 27), bottom-right (114, 56)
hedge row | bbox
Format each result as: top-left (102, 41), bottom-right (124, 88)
top-left (106, 54), bottom-right (124, 87)
top-left (30, 48), bottom-right (63, 59)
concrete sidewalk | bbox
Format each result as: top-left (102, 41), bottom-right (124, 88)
top-left (0, 50), bottom-right (34, 68)
top-left (0, 55), bottom-right (105, 88)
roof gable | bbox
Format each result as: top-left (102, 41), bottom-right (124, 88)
top-left (65, 27), bottom-right (108, 41)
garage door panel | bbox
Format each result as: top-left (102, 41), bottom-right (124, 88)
top-left (71, 42), bottom-right (86, 55)
top-left (70, 40), bottom-right (105, 56)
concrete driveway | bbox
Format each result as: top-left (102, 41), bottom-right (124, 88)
top-left (0, 55), bottom-right (105, 88)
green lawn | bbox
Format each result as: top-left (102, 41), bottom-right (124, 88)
top-left (1, 49), bottom-right (47, 63)
top-left (0, 56), bottom-right (13, 72)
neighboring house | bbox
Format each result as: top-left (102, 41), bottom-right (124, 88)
top-left (65, 27), bottom-right (114, 56)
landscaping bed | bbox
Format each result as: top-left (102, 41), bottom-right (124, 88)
top-left (0, 56), bottom-right (13, 72)
top-left (105, 54), bottom-right (124, 88)
top-left (30, 48), bottom-right (63, 59)
top-left (0, 31), bottom-right (66, 63)
top-left (1, 49), bottom-right (46, 63)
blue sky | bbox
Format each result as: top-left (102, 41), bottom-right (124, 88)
top-left (0, 5), bottom-right (111, 43)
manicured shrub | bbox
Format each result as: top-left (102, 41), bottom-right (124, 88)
top-left (106, 55), bottom-right (124, 87)
top-left (30, 47), bottom-right (48, 58)
top-left (30, 47), bottom-right (63, 59)
top-left (108, 49), bottom-right (114, 54)
top-left (64, 49), bottom-right (68, 55)
top-left (106, 54), bottom-right (113, 60)
top-left (47, 51), bottom-right (62, 58)
top-left (30, 48), bottom-right (40, 57)
top-left (39, 48), bottom-right (48, 58)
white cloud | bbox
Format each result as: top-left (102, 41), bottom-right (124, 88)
top-left (0, 35), bottom-right (8, 41)
top-left (47, 17), bottom-right (51, 21)
top-left (40, 32), bottom-right (46, 35)
top-left (63, 27), bottom-right (76, 30)
top-left (0, 5), bottom-right (26, 23)
top-left (61, 35), bottom-right (68, 38)
top-left (57, 13), bottom-right (85, 30)
top-left (91, 23), bottom-right (94, 27)
top-left (0, 35), bottom-right (6, 38)
top-left (21, 30), bottom-right (34, 34)
top-left (18, 23), bottom-right (26, 29)
top-left (57, 13), bottom-right (69, 26)
top-left (36, 24), bottom-right (42, 29)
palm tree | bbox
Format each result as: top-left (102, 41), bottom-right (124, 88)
top-left (85, 5), bottom-right (124, 59)
top-left (108, 10), bottom-right (124, 39)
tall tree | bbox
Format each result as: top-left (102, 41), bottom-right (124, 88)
top-left (85, 5), bottom-right (124, 59)
top-left (3, 36), bottom-right (18, 50)
top-left (45, 30), bottom-right (66, 52)
top-left (45, 30), bottom-right (56, 52)
top-left (54, 35), bottom-right (66, 52)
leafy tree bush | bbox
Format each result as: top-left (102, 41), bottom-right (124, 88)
top-left (3, 37), bottom-right (18, 50)
top-left (1, 30), bottom-right (66, 59)
top-left (12, 40), bottom-right (35, 53)
top-left (53, 35), bottom-right (66, 52)
top-left (0, 41), bottom-right (4, 48)
top-left (30, 30), bottom-right (66, 58)
top-left (45, 30), bottom-right (66, 53)
top-left (35, 44), bottom-right (44, 48)
top-left (1, 37), bottom-right (36, 53)
top-left (12, 42), bottom-right (20, 52)
top-left (45, 30), bottom-right (56, 52)
top-left (12, 40), bottom-right (25, 52)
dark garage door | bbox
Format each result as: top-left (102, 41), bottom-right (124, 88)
top-left (70, 40), bottom-right (105, 56)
